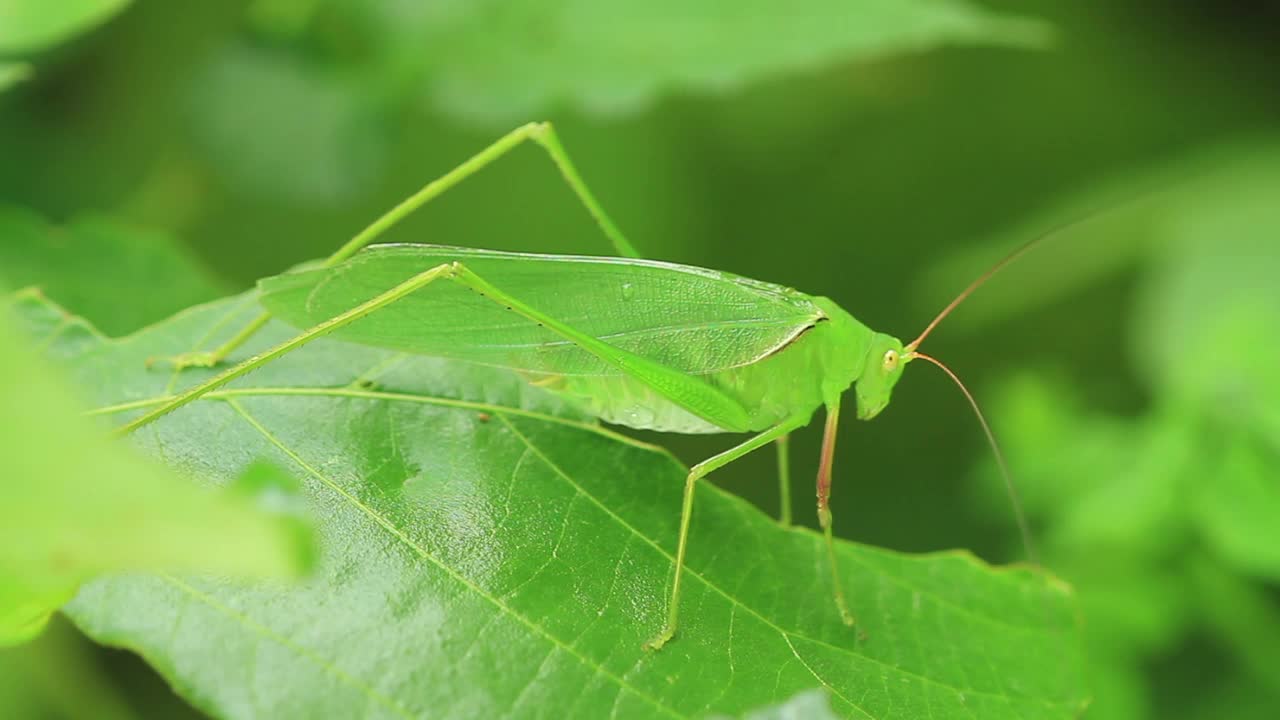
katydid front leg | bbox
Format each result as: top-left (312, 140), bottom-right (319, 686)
top-left (816, 398), bottom-right (855, 626)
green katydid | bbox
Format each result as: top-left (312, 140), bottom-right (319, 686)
top-left (123, 121), bottom-right (1038, 650)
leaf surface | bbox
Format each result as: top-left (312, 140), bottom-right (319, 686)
top-left (32, 293), bottom-right (1086, 718)
top-left (0, 206), bottom-right (226, 335)
top-left (0, 62), bottom-right (29, 91)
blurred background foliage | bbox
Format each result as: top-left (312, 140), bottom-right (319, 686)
top-left (1, 0), bottom-right (1278, 718)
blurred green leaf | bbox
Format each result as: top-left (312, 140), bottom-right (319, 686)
top-left (1132, 178), bottom-right (1280, 443)
top-left (974, 374), bottom-right (1196, 650)
top-left (975, 374), bottom-right (1191, 556)
top-left (191, 1), bottom-right (1047, 201)
top-left (1174, 676), bottom-right (1280, 720)
top-left (1081, 654), bottom-right (1148, 720)
top-left (0, 0), bottom-right (130, 53)
top-left (0, 206), bottom-right (226, 336)
top-left (420, 0), bottom-right (1050, 122)
top-left (1191, 434), bottom-right (1280, 580)
top-left (190, 44), bottom-right (385, 204)
top-left (0, 61), bottom-right (29, 91)
top-left (317, 0), bottom-right (1048, 124)
top-left (0, 292), bottom-right (314, 645)
top-left (0, 616), bottom-right (138, 720)
top-left (1188, 555), bottom-right (1280, 695)
top-left (24, 293), bottom-right (1087, 718)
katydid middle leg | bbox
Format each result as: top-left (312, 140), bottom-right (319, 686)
top-left (171, 121), bottom-right (639, 369)
top-left (645, 416), bottom-right (806, 651)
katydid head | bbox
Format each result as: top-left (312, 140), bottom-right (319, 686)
top-left (850, 226), bottom-right (1049, 423)
top-left (853, 333), bottom-right (911, 420)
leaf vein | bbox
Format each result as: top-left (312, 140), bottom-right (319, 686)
top-left (158, 573), bottom-right (416, 720)
top-left (504, 416), bottom-right (1073, 711)
top-left (228, 401), bottom-right (684, 719)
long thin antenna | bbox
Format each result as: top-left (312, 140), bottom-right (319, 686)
top-left (908, 351), bottom-right (1039, 565)
top-left (906, 194), bottom-right (1147, 352)
top-left (906, 236), bottom-right (1044, 352)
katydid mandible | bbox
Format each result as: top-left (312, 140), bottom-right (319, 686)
top-left (127, 122), bottom-right (1037, 650)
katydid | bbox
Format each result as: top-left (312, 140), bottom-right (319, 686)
top-left (125, 122), bottom-right (1038, 650)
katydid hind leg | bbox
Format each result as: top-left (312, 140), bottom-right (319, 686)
top-left (136, 254), bottom-right (751, 438)
top-left (143, 258), bottom-right (750, 437)
top-left (776, 434), bottom-right (792, 526)
top-left (167, 121), bottom-right (640, 370)
top-left (524, 122), bottom-right (641, 259)
top-left (817, 399), bottom-right (856, 627)
top-left (645, 417), bottom-right (806, 651)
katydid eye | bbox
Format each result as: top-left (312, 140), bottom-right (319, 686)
top-left (883, 349), bottom-right (899, 371)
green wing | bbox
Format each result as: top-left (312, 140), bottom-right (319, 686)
top-left (258, 244), bottom-right (824, 378)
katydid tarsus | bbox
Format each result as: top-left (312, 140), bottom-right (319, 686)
top-left (124, 121), bottom-right (1040, 650)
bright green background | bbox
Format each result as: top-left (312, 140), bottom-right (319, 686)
top-left (2, 0), bottom-right (1279, 718)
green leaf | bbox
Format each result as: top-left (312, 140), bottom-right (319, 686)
top-left (0, 292), bottom-right (313, 645)
top-left (969, 375), bottom-right (1197, 655)
top-left (974, 374), bottom-right (1192, 557)
top-left (0, 206), bottom-right (226, 336)
top-left (29, 293), bottom-right (1086, 718)
top-left (0, 0), bottom-right (130, 54)
top-left (189, 44), bottom-right (386, 205)
top-left (345, 0), bottom-right (1048, 123)
top-left (1131, 174), bottom-right (1280, 444)
top-left (1191, 434), bottom-right (1280, 580)
top-left (0, 62), bottom-right (30, 91)
top-left (1187, 556), bottom-right (1280, 695)
top-left (0, 616), bottom-right (138, 720)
